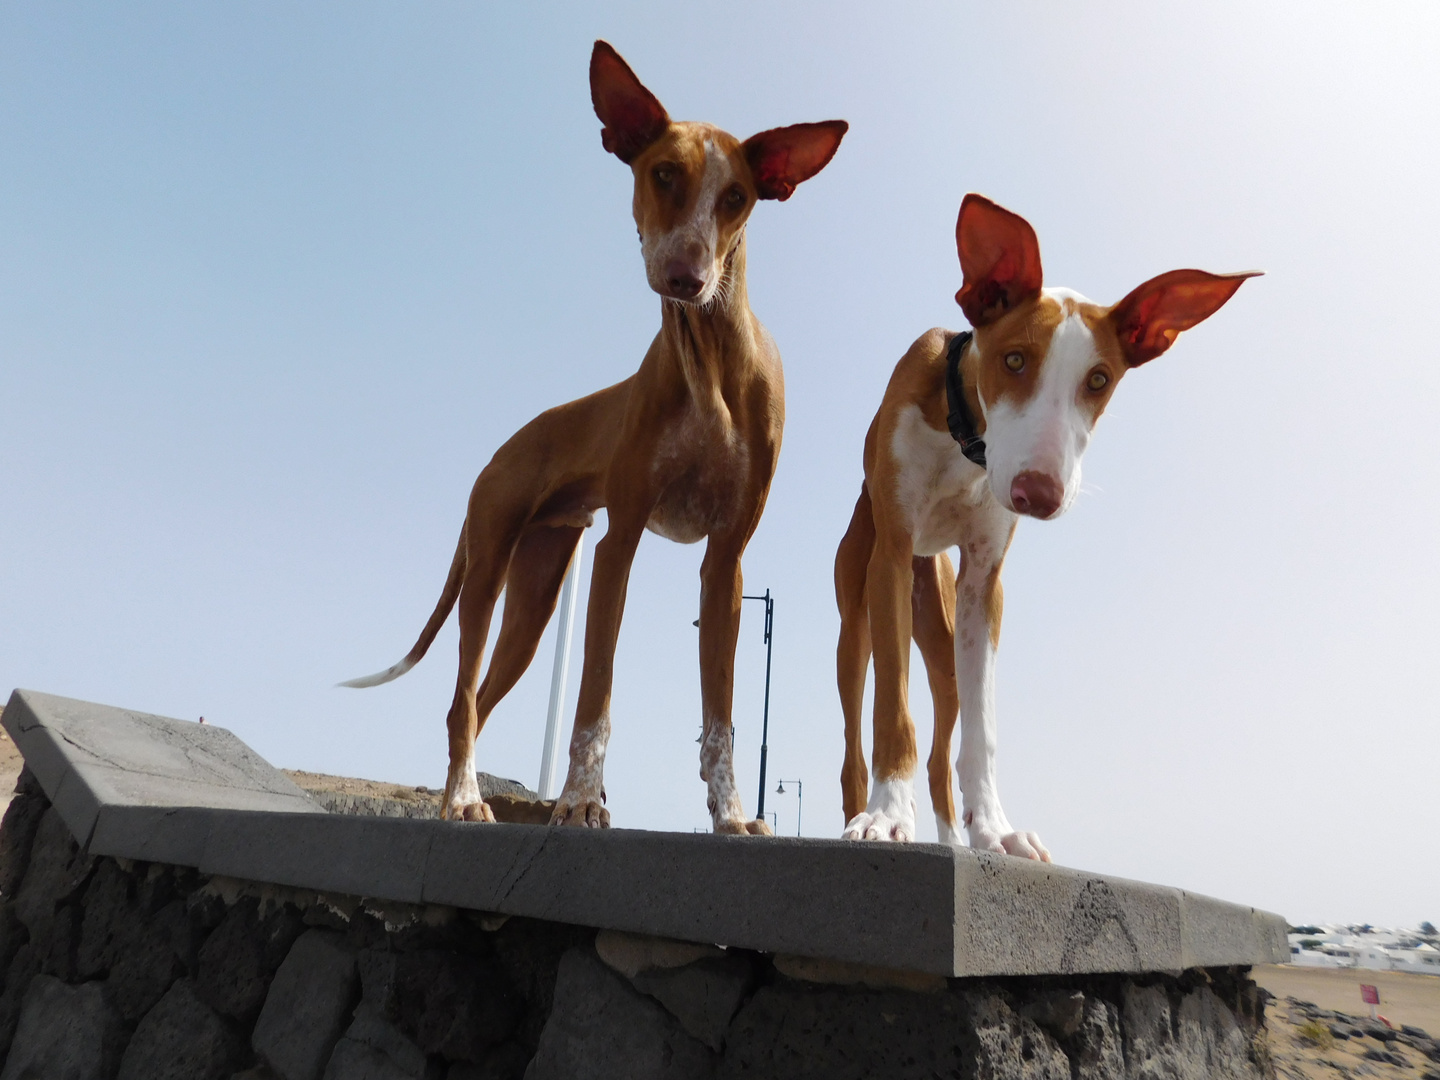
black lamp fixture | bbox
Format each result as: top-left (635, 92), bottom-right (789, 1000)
top-left (774, 778), bottom-right (803, 836)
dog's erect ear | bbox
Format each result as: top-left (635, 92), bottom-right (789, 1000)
top-left (742, 121), bottom-right (848, 201)
top-left (590, 41), bottom-right (670, 165)
top-left (1108, 269), bottom-right (1261, 366)
top-left (954, 194), bottom-right (1044, 327)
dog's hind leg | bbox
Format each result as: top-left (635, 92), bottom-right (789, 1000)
top-left (912, 551), bottom-right (960, 845)
top-left (835, 486), bottom-right (875, 823)
top-left (443, 506), bottom-right (529, 822)
top-left (472, 523), bottom-right (584, 738)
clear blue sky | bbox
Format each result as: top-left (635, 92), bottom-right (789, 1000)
top-left (3, 3), bottom-right (1436, 927)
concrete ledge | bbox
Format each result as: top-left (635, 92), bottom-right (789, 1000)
top-left (5, 688), bottom-right (1288, 978)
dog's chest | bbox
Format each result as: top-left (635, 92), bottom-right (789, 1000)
top-left (646, 411), bottom-right (757, 544)
top-left (890, 404), bottom-right (989, 557)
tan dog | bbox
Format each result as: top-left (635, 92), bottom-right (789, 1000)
top-left (344, 42), bottom-right (846, 832)
top-left (835, 194), bottom-right (1256, 856)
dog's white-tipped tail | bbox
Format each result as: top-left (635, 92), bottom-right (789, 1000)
top-left (335, 521), bottom-right (468, 692)
top-left (337, 657), bottom-right (417, 689)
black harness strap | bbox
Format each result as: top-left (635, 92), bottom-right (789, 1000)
top-left (944, 330), bottom-right (987, 468)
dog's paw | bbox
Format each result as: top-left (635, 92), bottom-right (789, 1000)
top-left (841, 777), bottom-right (917, 842)
top-left (842, 809), bottom-right (915, 842)
top-left (550, 796), bottom-right (610, 828)
top-left (715, 817), bottom-right (772, 836)
top-left (967, 812), bottom-right (1051, 861)
top-left (442, 798), bottom-right (495, 823)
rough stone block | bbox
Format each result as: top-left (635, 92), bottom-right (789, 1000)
top-left (722, 980), bottom-right (968, 1079)
top-left (118, 977), bottom-right (250, 1080)
top-left (525, 947), bottom-right (714, 1080)
top-left (253, 930), bottom-right (360, 1080)
top-left (325, 1000), bottom-right (429, 1078)
top-left (631, 956), bottom-right (753, 1051)
top-left (1121, 981), bottom-right (1256, 1079)
top-left (392, 948), bottom-right (520, 1062)
top-left (0, 769), bottom-right (48, 898)
top-left (196, 896), bottom-right (306, 1024)
top-left (0, 973), bottom-right (125, 1080)
top-left (76, 859), bottom-right (190, 1021)
top-left (960, 990), bottom-right (1071, 1079)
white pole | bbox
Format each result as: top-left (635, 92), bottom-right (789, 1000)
top-left (538, 531), bottom-right (584, 799)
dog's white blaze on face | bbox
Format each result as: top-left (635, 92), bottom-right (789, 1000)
top-left (640, 139), bottom-right (737, 306)
top-left (979, 289), bottom-right (1102, 518)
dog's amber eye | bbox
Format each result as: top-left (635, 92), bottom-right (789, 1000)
top-left (1004, 352), bottom-right (1025, 373)
top-left (1086, 370), bottom-right (1109, 392)
top-left (653, 165), bottom-right (675, 187)
top-left (724, 185), bottom-right (746, 210)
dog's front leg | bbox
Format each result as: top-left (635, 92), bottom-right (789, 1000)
top-left (550, 512), bottom-right (647, 828)
top-left (953, 510), bottom-right (1049, 861)
top-left (696, 537), bottom-right (771, 835)
top-left (842, 519), bottom-right (919, 842)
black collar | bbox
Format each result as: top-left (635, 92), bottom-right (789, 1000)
top-left (944, 330), bottom-right (986, 468)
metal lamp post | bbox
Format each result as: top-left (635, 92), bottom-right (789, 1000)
top-left (742, 589), bottom-right (774, 821)
top-left (775, 779), bottom-right (803, 836)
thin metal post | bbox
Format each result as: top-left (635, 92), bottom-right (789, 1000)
top-left (539, 531), bottom-right (585, 799)
top-left (747, 589), bottom-right (774, 819)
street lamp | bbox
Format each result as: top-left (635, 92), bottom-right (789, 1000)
top-left (694, 588), bottom-right (775, 826)
top-left (775, 779), bottom-right (803, 836)
top-left (743, 590), bottom-right (774, 821)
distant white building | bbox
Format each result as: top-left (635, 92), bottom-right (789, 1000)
top-left (1286, 924), bottom-right (1440, 976)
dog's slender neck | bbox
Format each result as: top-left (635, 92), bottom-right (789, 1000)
top-left (660, 233), bottom-right (754, 396)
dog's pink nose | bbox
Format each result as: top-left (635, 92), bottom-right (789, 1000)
top-left (664, 262), bottom-right (704, 300)
top-left (1010, 471), bottom-right (1064, 519)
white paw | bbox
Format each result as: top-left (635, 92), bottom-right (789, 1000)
top-left (841, 777), bottom-right (917, 842)
top-left (966, 807), bottom-right (1050, 861)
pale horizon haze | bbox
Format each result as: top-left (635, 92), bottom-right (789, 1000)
top-left (2, 3), bottom-right (1437, 929)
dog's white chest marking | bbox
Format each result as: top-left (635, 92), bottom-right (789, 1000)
top-left (890, 405), bottom-right (990, 557)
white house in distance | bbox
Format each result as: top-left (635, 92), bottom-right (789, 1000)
top-left (1287, 924), bottom-right (1440, 976)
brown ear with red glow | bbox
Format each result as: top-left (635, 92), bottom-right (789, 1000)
top-left (954, 194), bottom-right (1045, 327)
top-left (1109, 269), bottom-right (1261, 366)
top-left (590, 41), bottom-right (670, 164)
top-left (742, 121), bottom-right (849, 201)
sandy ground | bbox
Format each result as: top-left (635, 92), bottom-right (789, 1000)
top-left (1259, 965), bottom-right (1440, 1080)
top-left (281, 767), bottom-right (442, 809)
top-left (1256, 964), bottom-right (1440, 1033)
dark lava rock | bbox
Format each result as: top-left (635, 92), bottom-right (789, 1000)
top-left (630, 953), bottom-right (754, 1051)
top-left (117, 977), bottom-right (250, 1080)
top-left (1, 973), bottom-right (125, 1080)
top-left (393, 948), bottom-right (520, 1062)
top-left (527, 947), bottom-right (714, 1080)
top-left (195, 896), bottom-right (305, 1024)
top-left (252, 929), bottom-right (359, 1080)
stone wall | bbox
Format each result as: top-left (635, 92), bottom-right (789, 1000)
top-left (0, 773), bottom-right (1274, 1080)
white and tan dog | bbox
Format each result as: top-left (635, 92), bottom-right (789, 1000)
top-left (835, 193), bottom-right (1256, 857)
top-left (344, 42), bottom-right (846, 832)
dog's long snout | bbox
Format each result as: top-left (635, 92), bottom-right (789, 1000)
top-left (1009, 471), bottom-right (1064, 519)
top-left (664, 261), bottom-right (704, 300)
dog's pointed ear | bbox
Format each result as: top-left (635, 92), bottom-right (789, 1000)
top-left (590, 41), bottom-right (670, 165)
top-left (954, 194), bottom-right (1044, 327)
top-left (742, 121), bottom-right (848, 201)
top-left (1108, 269), bottom-right (1261, 366)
